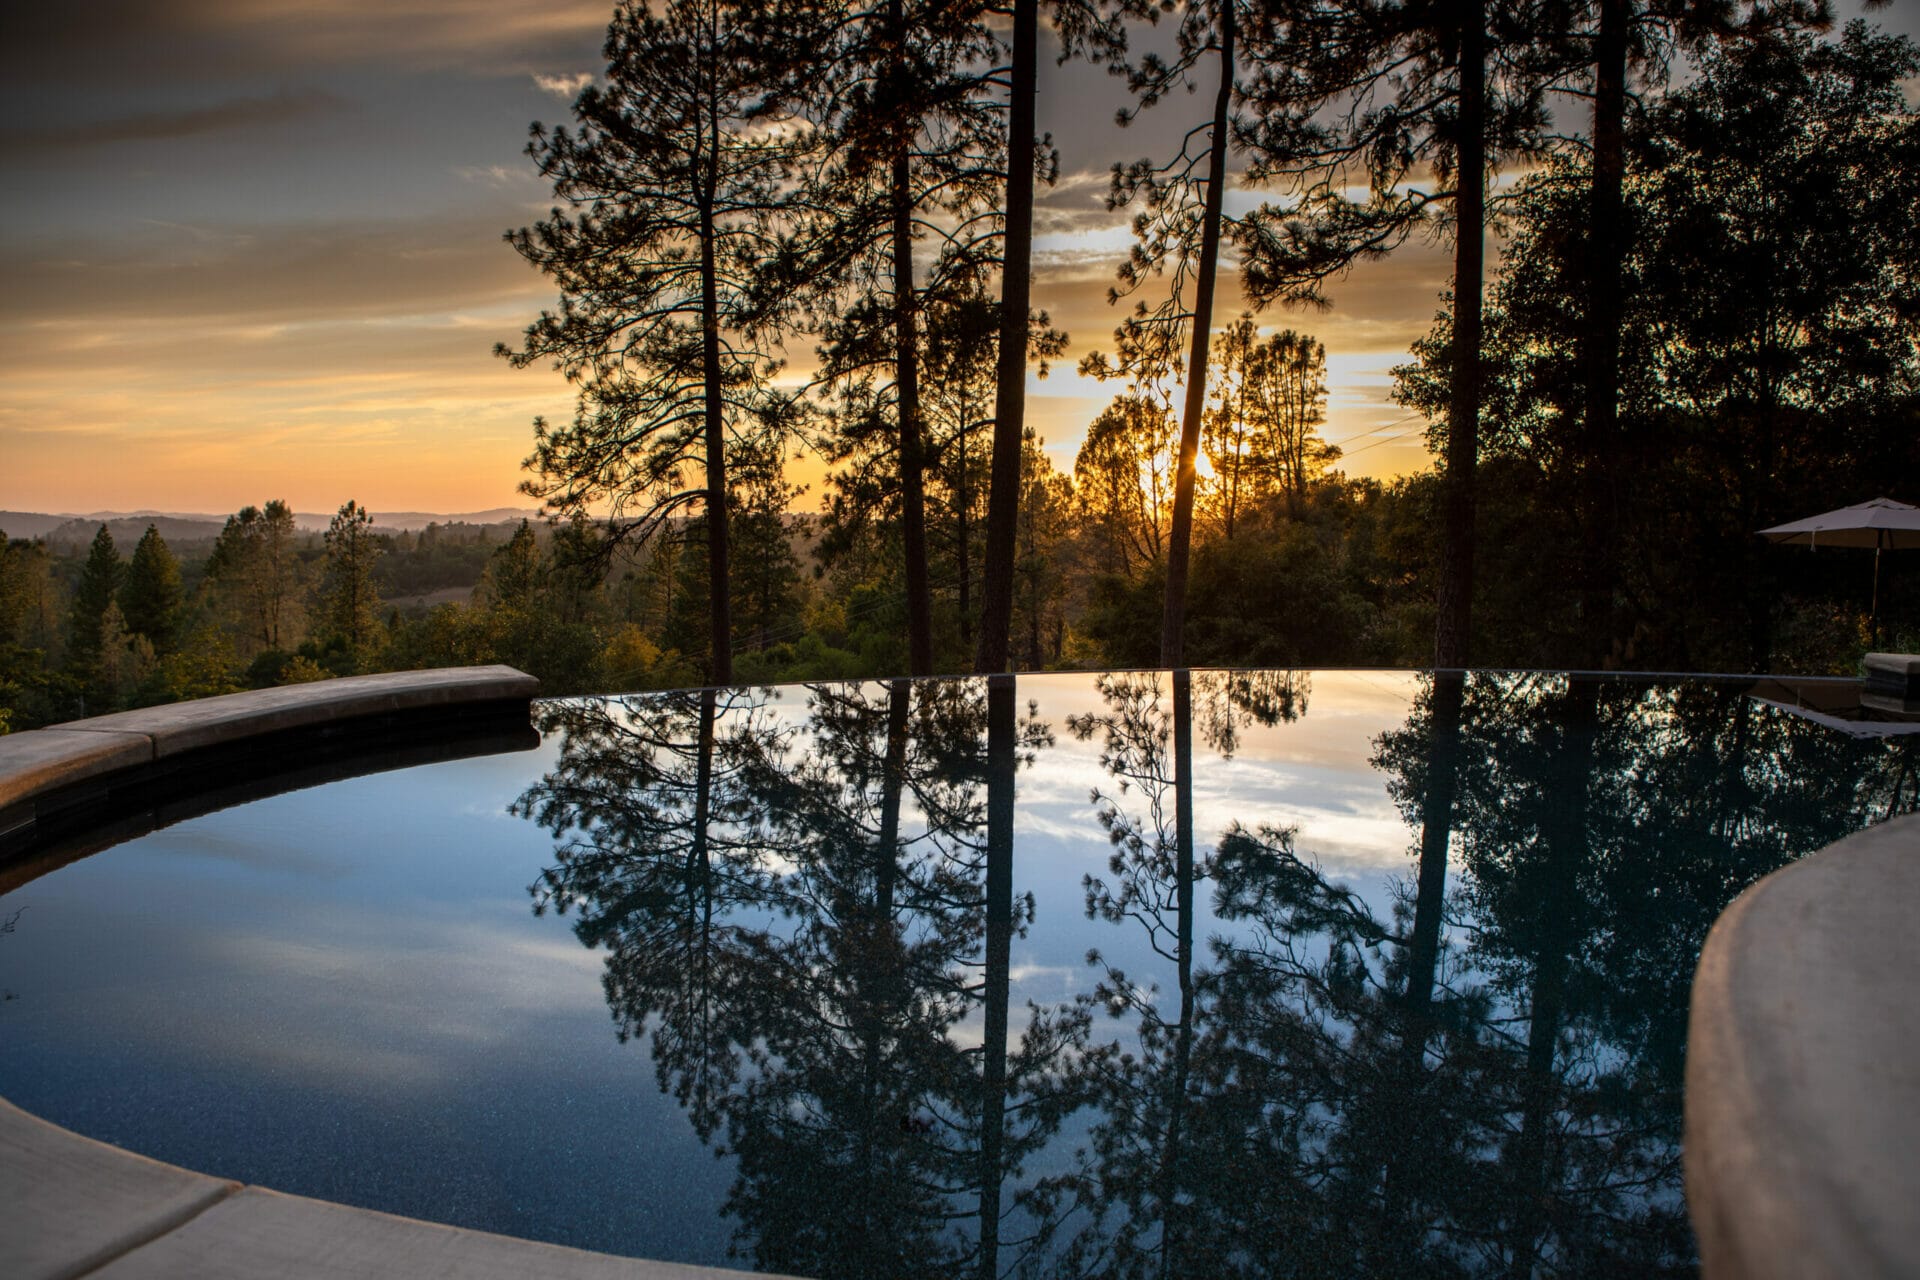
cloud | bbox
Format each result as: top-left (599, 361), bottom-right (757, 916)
top-left (1, 1), bottom-right (611, 85)
top-left (532, 72), bottom-right (592, 99)
top-left (0, 206), bottom-right (576, 512)
top-left (0, 88), bottom-right (347, 156)
top-left (0, 215), bottom-right (544, 325)
top-left (454, 164), bottom-right (529, 187)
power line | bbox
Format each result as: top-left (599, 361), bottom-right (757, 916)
top-left (1334, 416), bottom-right (1431, 460)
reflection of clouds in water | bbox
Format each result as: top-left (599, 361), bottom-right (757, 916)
top-left (129, 826), bottom-right (353, 878)
top-left (1009, 672), bottom-right (1419, 877)
top-left (115, 912), bottom-right (611, 1094)
top-left (1285, 814), bottom-right (1422, 874)
top-left (1014, 809), bottom-right (1112, 847)
top-left (1009, 962), bottom-right (1082, 1001)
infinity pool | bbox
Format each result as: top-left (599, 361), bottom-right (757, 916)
top-left (1, 671), bottom-right (1913, 1277)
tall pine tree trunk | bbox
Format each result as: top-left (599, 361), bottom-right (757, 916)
top-left (1504, 679), bottom-right (1598, 1277)
top-left (959, 425), bottom-right (974, 647)
top-left (687, 688), bottom-right (719, 1123)
top-left (700, 199), bottom-right (733, 684)
top-left (1402, 672), bottom-right (1464, 1044)
top-left (1433, 1), bottom-right (1485, 670)
top-left (975, 0), bottom-right (1038, 675)
top-left (978, 674), bottom-right (1017, 1274)
top-left (891, 0), bottom-right (934, 677)
top-left (1582, 0), bottom-right (1628, 668)
top-left (1161, 4), bottom-right (1234, 669)
top-left (1158, 670), bottom-right (1198, 1274)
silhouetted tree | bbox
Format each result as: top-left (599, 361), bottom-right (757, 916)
top-left (975, 0), bottom-right (1042, 677)
top-left (1075, 394), bottom-right (1175, 579)
top-left (1204, 322), bottom-right (1334, 529)
top-left (1556, 0), bottom-right (1834, 665)
top-left (790, 0), bottom-right (1007, 677)
top-left (1237, 0), bottom-right (1557, 667)
top-left (1092, 0), bottom-right (1244, 665)
top-left (502, 0), bottom-right (819, 684)
top-left (975, 0), bottom-right (1124, 674)
top-left (1397, 22), bottom-right (1920, 670)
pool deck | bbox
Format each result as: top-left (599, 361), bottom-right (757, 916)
top-left (0, 665), bottom-right (542, 846)
top-left (1687, 809), bottom-right (1920, 1279)
top-left (0, 667), bottom-right (780, 1280)
top-left (0, 1097), bottom-right (774, 1279)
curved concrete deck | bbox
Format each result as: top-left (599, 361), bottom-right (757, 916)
top-left (0, 665), bottom-right (541, 848)
top-left (0, 668), bottom-right (778, 1280)
top-left (1686, 810), bottom-right (1920, 1279)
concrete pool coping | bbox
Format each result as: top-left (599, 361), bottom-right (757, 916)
top-left (1686, 809), bottom-right (1920, 1279)
top-left (0, 666), bottom-right (779, 1280)
top-left (0, 665), bottom-right (541, 843)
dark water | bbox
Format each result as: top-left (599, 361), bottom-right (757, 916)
top-left (2, 671), bottom-right (1915, 1278)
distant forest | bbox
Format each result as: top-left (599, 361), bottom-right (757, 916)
top-left (3, 8), bottom-right (1917, 729)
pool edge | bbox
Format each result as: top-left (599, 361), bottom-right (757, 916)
top-left (0, 1096), bottom-right (783, 1279)
top-left (1686, 809), bottom-right (1920, 1279)
top-left (0, 667), bottom-right (780, 1280)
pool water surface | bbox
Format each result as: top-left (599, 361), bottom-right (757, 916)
top-left (1, 670), bottom-right (1913, 1277)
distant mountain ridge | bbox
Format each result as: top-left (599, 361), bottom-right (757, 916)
top-left (1, 507), bottom-right (543, 544)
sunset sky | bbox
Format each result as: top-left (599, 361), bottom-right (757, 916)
top-left (2, 0), bottom-right (1910, 516)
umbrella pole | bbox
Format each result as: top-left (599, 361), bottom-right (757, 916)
top-left (1871, 542), bottom-right (1882, 645)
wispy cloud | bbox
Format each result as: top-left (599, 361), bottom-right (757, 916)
top-left (532, 71), bottom-right (592, 99)
top-left (454, 163), bottom-right (528, 187)
top-left (2, 1), bottom-right (610, 84)
top-left (0, 88), bottom-right (347, 156)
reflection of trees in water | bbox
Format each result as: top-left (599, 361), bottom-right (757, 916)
top-left (1193, 669), bottom-right (1310, 758)
top-left (519, 679), bottom-right (1067, 1279)
top-left (516, 688), bottom-right (793, 1136)
top-left (1029, 669), bottom-right (1311, 1279)
top-left (1041, 671), bottom-right (1908, 1279)
top-left (520, 673), bottom-right (1910, 1278)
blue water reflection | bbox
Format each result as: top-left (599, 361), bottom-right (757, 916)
top-left (1, 671), bottom-right (1912, 1277)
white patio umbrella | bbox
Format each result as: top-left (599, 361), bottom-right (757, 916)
top-left (1758, 497), bottom-right (1920, 634)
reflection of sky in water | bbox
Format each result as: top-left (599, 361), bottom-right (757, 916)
top-left (2, 671), bottom-right (1908, 1274)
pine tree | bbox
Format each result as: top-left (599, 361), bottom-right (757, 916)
top-left (1237, 0), bottom-right (1560, 667)
top-left (501, 0), bottom-right (818, 685)
top-left (974, 0), bottom-right (1041, 676)
top-left (318, 501), bottom-right (382, 665)
top-left (481, 521), bottom-right (542, 615)
top-left (1557, 0), bottom-right (1830, 664)
top-left (1249, 329), bottom-right (1333, 520)
top-left (120, 524), bottom-right (183, 653)
top-left (0, 534), bottom-right (57, 650)
top-left (65, 526), bottom-right (122, 700)
top-left (972, 0), bottom-right (1124, 674)
top-left (787, 0), bottom-right (1005, 676)
top-left (207, 500), bottom-right (302, 652)
top-left (1100, 0), bottom-right (1243, 666)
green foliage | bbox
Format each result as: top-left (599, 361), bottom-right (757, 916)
top-left (317, 501), bottom-right (384, 668)
top-left (64, 526), bottom-right (123, 701)
top-left (1397, 22), bottom-right (1920, 672)
top-left (145, 625), bottom-right (242, 704)
top-left (0, 646), bottom-right (74, 733)
top-left (0, 535), bottom-right (56, 650)
top-left (377, 523), bottom-right (497, 597)
top-left (206, 500), bottom-right (304, 654)
top-left (120, 525), bottom-right (184, 652)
